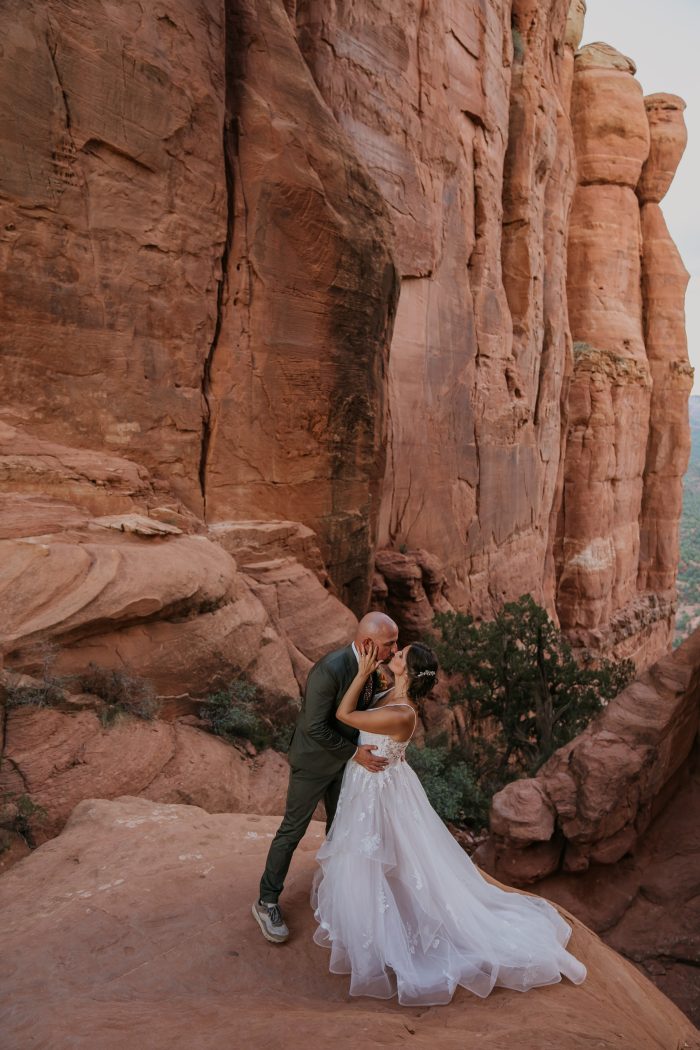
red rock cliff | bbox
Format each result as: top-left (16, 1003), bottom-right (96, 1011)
top-left (0, 0), bottom-right (691, 669)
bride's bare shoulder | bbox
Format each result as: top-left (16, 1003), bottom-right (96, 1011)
top-left (364, 703), bottom-right (415, 739)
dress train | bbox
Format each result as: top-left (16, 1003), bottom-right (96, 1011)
top-left (312, 712), bottom-right (586, 1007)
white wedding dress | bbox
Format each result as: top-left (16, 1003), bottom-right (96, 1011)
top-left (311, 706), bottom-right (586, 1006)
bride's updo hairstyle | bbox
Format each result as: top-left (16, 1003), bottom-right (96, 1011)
top-left (405, 643), bottom-right (439, 701)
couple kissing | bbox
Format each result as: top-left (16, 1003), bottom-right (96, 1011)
top-left (253, 611), bottom-right (586, 1007)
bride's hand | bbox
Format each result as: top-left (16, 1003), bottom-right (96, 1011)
top-left (358, 641), bottom-right (380, 678)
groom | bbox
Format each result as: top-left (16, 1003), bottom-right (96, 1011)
top-left (252, 611), bottom-right (399, 943)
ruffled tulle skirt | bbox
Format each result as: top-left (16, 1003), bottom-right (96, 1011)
top-left (311, 757), bottom-right (586, 1006)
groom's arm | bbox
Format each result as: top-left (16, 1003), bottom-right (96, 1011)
top-left (301, 662), bottom-right (358, 761)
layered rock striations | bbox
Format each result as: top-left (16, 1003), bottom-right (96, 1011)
top-left (0, 0), bottom-right (228, 513)
top-left (535, 754), bottom-right (700, 1028)
top-left (0, 674), bottom-right (291, 847)
top-left (0, 0), bottom-right (398, 617)
top-left (0, 0), bottom-right (695, 902)
top-left (480, 627), bottom-right (700, 1024)
top-left (0, 420), bottom-right (355, 699)
top-left (0, 6), bottom-right (697, 1022)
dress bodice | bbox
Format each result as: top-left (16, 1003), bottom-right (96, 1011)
top-left (358, 704), bottom-right (416, 769)
top-left (358, 729), bottom-right (410, 768)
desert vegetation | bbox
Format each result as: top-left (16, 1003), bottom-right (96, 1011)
top-left (414, 595), bottom-right (635, 829)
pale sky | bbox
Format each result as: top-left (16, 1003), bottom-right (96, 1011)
top-left (583, 0), bottom-right (700, 392)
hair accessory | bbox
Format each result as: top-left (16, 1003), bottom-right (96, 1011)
top-left (414, 669), bottom-right (436, 678)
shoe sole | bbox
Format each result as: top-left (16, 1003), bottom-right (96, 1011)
top-left (251, 904), bottom-right (289, 944)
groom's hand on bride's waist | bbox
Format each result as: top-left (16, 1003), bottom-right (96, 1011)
top-left (352, 744), bottom-right (388, 772)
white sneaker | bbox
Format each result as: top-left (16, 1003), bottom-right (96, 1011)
top-left (252, 899), bottom-right (289, 943)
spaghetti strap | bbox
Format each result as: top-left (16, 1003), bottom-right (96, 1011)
top-left (370, 702), bottom-right (416, 718)
top-left (371, 702), bottom-right (417, 742)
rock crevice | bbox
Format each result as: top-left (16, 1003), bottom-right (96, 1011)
top-left (199, 99), bottom-right (236, 512)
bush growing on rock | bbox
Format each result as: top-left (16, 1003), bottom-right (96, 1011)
top-left (4, 650), bottom-right (159, 729)
top-left (0, 793), bottom-right (47, 850)
top-left (5, 677), bottom-right (65, 710)
top-left (200, 680), bottom-right (298, 753)
top-left (421, 595), bottom-right (635, 829)
top-left (5, 643), bottom-right (65, 709)
top-left (406, 741), bottom-right (490, 827)
top-left (75, 665), bottom-right (160, 726)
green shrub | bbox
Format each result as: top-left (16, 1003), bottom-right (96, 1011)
top-left (407, 742), bottom-right (490, 828)
top-left (202, 683), bottom-right (268, 749)
top-left (433, 596), bottom-right (634, 777)
top-left (4, 651), bottom-right (159, 729)
top-left (200, 679), bottom-right (297, 753)
top-left (423, 595), bottom-right (635, 829)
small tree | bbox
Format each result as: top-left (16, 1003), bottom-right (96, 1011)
top-left (433, 595), bottom-right (635, 785)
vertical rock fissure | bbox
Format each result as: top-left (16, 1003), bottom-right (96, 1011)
top-left (46, 28), bottom-right (73, 134)
top-left (0, 700), bottom-right (9, 775)
top-left (199, 7), bottom-right (236, 516)
top-left (416, 0), bottom-right (428, 116)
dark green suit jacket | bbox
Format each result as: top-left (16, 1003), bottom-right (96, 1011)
top-left (287, 645), bottom-right (362, 777)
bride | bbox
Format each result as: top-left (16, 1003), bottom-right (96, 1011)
top-left (311, 641), bottom-right (587, 1007)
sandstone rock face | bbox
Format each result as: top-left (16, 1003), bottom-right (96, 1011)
top-left (0, 0), bottom-right (399, 617)
top-left (638, 93), bottom-right (689, 204)
top-left (0, 496), bottom-right (300, 699)
top-left (0, 1), bottom-right (691, 671)
top-left (557, 44), bottom-right (650, 645)
top-left (299, 0), bottom-right (578, 623)
top-left (0, 0), bottom-right (227, 514)
top-left (502, 0), bottom-right (580, 611)
top-left (202, 0), bottom-right (399, 613)
top-left (0, 417), bottom-right (153, 514)
top-left (0, 2), bottom-right (695, 946)
top-left (479, 625), bottom-right (700, 884)
top-left (0, 417), bottom-right (362, 699)
top-left (0, 697), bottom-right (290, 841)
top-left (373, 548), bottom-right (454, 641)
top-left (0, 420), bottom-right (360, 864)
top-left (210, 520), bottom-right (357, 687)
top-left (1, 797), bottom-right (697, 1049)
top-left (534, 755), bottom-right (700, 1028)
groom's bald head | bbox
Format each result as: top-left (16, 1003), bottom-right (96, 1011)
top-left (354, 611), bottom-right (399, 662)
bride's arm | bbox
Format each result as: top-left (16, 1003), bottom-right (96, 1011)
top-left (338, 704), bottom-right (414, 737)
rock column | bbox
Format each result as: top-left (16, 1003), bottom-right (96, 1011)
top-left (556, 44), bottom-right (656, 662)
top-left (637, 95), bottom-right (693, 595)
